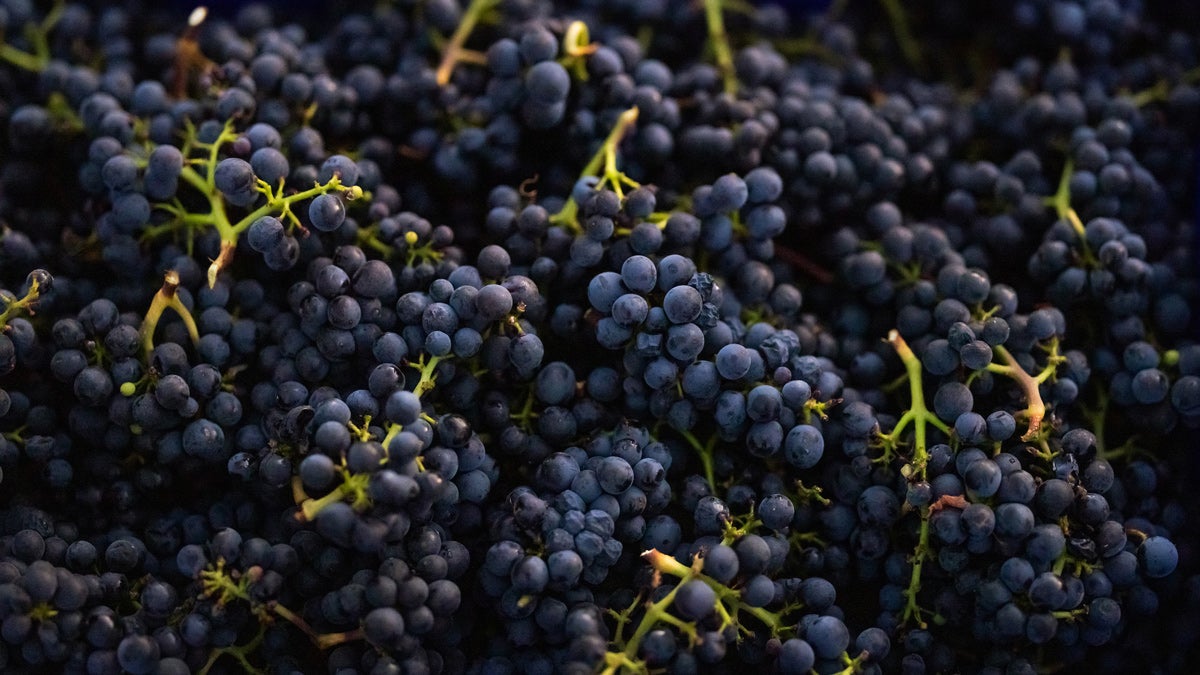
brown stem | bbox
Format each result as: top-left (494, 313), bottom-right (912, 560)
top-left (775, 243), bottom-right (834, 284)
top-left (207, 240), bottom-right (236, 289)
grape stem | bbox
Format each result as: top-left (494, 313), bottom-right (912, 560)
top-left (550, 106), bottom-right (640, 234)
top-left (296, 466), bottom-right (371, 522)
top-left (0, 274), bottom-right (47, 330)
top-left (880, 330), bottom-right (951, 480)
top-left (435, 0), bottom-right (499, 86)
top-left (901, 504), bottom-right (933, 628)
top-left (1129, 63), bottom-right (1200, 107)
top-left (878, 0), bottom-right (924, 72)
top-left (604, 549), bottom-right (816, 673)
top-left (0, 0), bottom-right (64, 72)
top-left (601, 551), bottom-right (692, 674)
top-left (702, 0), bottom-right (738, 95)
top-left (198, 624), bottom-right (265, 675)
top-left (676, 428), bottom-right (717, 494)
top-left (198, 559), bottom-right (364, 666)
top-left (644, 549), bottom-right (795, 638)
top-left (560, 20), bottom-right (597, 81)
top-left (172, 6), bottom-right (212, 97)
top-left (139, 271), bottom-right (200, 356)
top-left (881, 329), bottom-right (959, 630)
top-left (1042, 158), bottom-right (1098, 268)
top-left (411, 353), bottom-right (447, 399)
top-left (158, 119), bottom-right (360, 287)
top-left (298, 359), bottom-right (446, 517)
top-left (985, 341), bottom-right (1063, 441)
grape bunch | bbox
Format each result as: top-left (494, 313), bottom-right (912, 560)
top-left (0, 0), bottom-right (1197, 673)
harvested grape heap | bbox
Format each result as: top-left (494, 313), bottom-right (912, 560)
top-left (0, 0), bottom-right (1198, 673)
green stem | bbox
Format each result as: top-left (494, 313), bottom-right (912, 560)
top-left (901, 507), bottom-right (932, 628)
top-left (622, 581), bottom-right (687, 660)
top-left (199, 624), bottom-right (265, 675)
top-left (550, 106), bottom-right (640, 234)
top-left (356, 226), bottom-right (395, 258)
top-left (829, 650), bottom-right (869, 675)
top-left (559, 20), bottom-right (597, 81)
top-left (413, 354), bottom-right (446, 399)
top-left (1042, 158), bottom-right (1098, 268)
top-left (0, 273), bottom-right (47, 329)
top-left (435, 0), bottom-right (500, 86)
top-left (175, 149), bottom-right (356, 287)
top-left (0, 0), bottom-right (63, 72)
top-left (0, 43), bottom-right (45, 71)
top-left (886, 330), bottom-right (950, 480)
top-left (878, 0), bottom-right (924, 71)
top-left (298, 470), bottom-right (371, 522)
top-left (987, 347), bottom-right (1047, 440)
top-left (793, 479), bottom-right (831, 507)
top-left (1129, 64), bottom-right (1200, 107)
top-left (232, 178), bottom-right (354, 238)
top-left (600, 651), bottom-right (645, 675)
top-left (645, 549), bottom-right (793, 637)
top-left (885, 328), bottom-right (959, 630)
top-left (702, 0), bottom-right (738, 95)
top-left (199, 559), bottom-right (252, 604)
top-left (140, 271), bottom-right (200, 356)
top-left (677, 429), bottom-right (717, 494)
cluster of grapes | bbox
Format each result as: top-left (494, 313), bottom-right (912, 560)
top-left (0, 0), bottom-right (1198, 673)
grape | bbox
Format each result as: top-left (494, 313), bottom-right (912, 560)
top-left (308, 193), bottom-right (346, 232)
top-left (318, 154), bottom-right (360, 186)
top-left (363, 607), bottom-right (405, 650)
top-left (525, 61), bottom-right (570, 102)
top-left (1138, 536), bottom-right (1178, 578)
top-left (247, 216), bottom-right (285, 253)
top-left (673, 579), bottom-right (716, 620)
top-left (758, 494), bottom-right (795, 531)
top-left (250, 147), bottom-right (290, 186)
top-left (621, 255), bottom-right (658, 294)
top-left (933, 382), bottom-right (973, 422)
top-left (0, 3), bottom-right (1194, 674)
top-left (708, 174), bottom-right (748, 212)
top-left (778, 639), bottom-right (816, 674)
top-left (214, 158), bottom-right (258, 207)
top-left (740, 573), bottom-right (776, 607)
top-left (784, 424), bottom-right (824, 469)
top-left (716, 344), bottom-right (752, 380)
top-left (806, 615), bottom-right (850, 659)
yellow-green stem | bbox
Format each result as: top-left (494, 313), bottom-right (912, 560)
top-left (435, 0), bottom-right (499, 86)
top-left (618, 551), bottom-right (694, 662)
top-left (878, 0), bottom-right (924, 71)
top-left (0, 274), bottom-right (46, 329)
top-left (413, 354), bottom-right (446, 399)
top-left (1042, 159), bottom-right (1098, 268)
top-left (550, 106), bottom-right (640, 234)
top-left (0, 0), bottom-right (63, 72)
top-left (298, 471), bottom-right (371, 522)
top-left (886, 330), bottom-right (951, 480)
top-left (198, 624), bottom-right (265, 675)
top-left (901, 507), bottom-right (932, 628)
top-left (677, 428), bottom-right (717, 494)
top-left (702, 0), bottom-right (738, 95)
top-left (140, 271), bottom-right (200, 355)
top-left (645, 549), bottom-right (792, 636)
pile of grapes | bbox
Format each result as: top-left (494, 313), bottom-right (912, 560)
top-left (0, 0), bottom-right (1198, 673)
